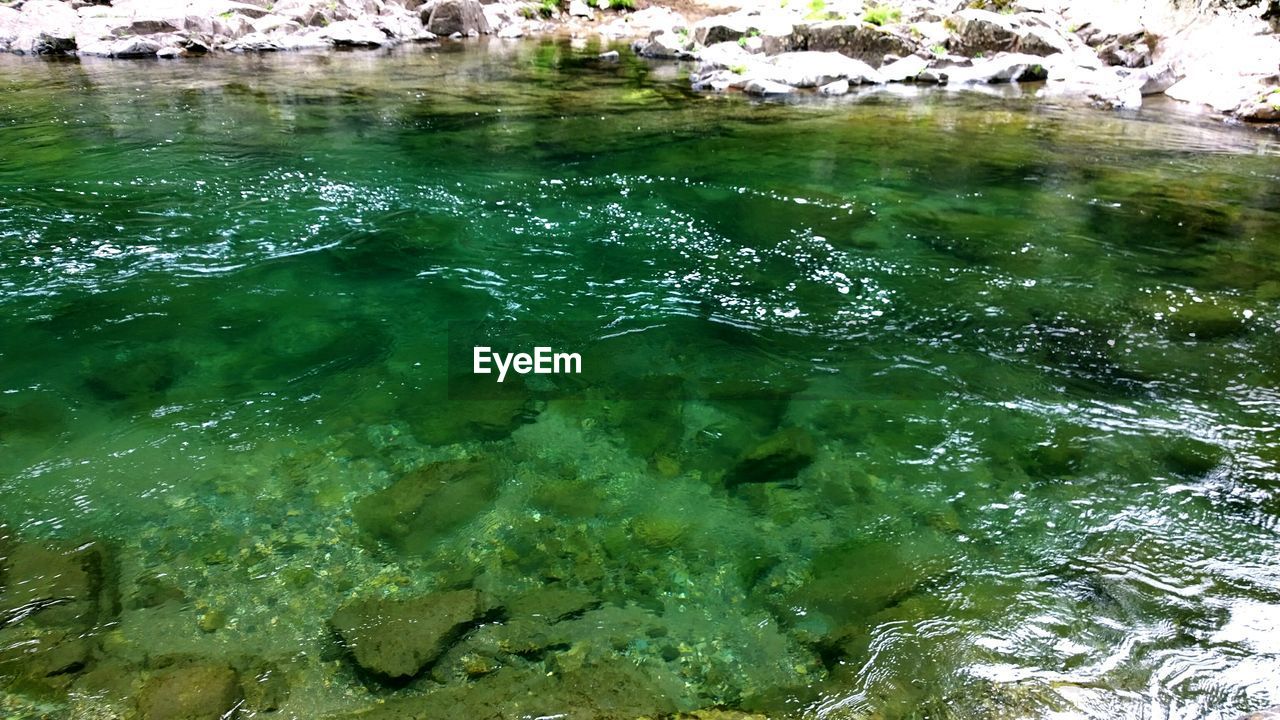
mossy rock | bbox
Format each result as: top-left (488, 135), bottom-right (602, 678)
top-left (504, 585), bottom-right (601, 624)
top-left (354, 459), bottom-right (501, 555)
top-left (136, 664), bottom-right (242, 720)
top-left (325, 655), bottom-right (683, 720)
top-left (411, 378), bottom-right (537, 445)
top-left (724, 427), bottom-right (816, 487)
top-left (1159, 436), bottom-right (1224, 478)
top-left (0, 534), bottom-right (120, 700)
top-left (784, 537), bottom-right (949, 630)
top-left (84, 348), bottom-right (187, 403)
top-left (0, 538), bottom-right (117, 630)
top-left (329, 589), bottom-right (494, 681)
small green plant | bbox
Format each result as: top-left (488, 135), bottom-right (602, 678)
top-left (862, 6), bottom-right (901, 26)
top-left (929, 43), bottom-right (946, 54)
top-left (537, 0), bottom-right (559, 17)
top-left (611, 0), bottom-right (636, 10)
top-left (730, 63), bottom-right (748, 74)
top-left (804, 0), bottom-right (828, 19)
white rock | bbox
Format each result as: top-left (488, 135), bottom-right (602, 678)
top-left (744, 78), bottom-right (796, 96)
top-left (818, 78), bottom-right (850, 95)
top-left (880, 54), bottom-right (927, 82)
top-left (756, 51), bottom-right (884, 87)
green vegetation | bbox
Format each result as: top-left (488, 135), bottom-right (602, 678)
top-left (929, 43), bottom-right (946, 54)
top-left (537, 0), bottom-right (560, 17)
top-left (862, 5), bottom-right (902, 26)
top-left (611, 0), bottom-right (636, 10)
top-left (804, 0), bottom-right (838, 20)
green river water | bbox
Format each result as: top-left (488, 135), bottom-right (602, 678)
top-left (2, 39), bottom-right (1280, 720)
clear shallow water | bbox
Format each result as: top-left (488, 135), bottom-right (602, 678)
top-left (2, 39), bottom-right (1280, 720)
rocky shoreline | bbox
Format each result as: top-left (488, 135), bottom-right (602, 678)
top-left (0, 0), bottom-right (1278, 124)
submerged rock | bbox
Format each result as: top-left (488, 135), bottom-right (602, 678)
top-left (354, 459), bottom-right (501, 554)
top-left (329, 589), bottom-right (492, 680)
top-left (724, 427), bottom-right (815, 487)
top-left (504, 585), bottom-right (600, 623)
top-left (84, 349), bottom-right (186, 403)
top-left (786, 538), bottom-right (948, 631)
top-left (325, 655), bottom-right (682, 719)
top-left (0, 536), bottom-right (118, 697)
top-left (136, 664), bottom-right (242, 720)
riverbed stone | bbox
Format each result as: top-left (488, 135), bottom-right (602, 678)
top-left (354, 459), bottom-right (501, 554)
top-left (136, 664), bottom-right (242, 720)
top-left (724, 427), bottom-right (816, 486)
top-left (325, 656), bottom-right (682, 719)
top-left (329, 589), bottom-right (492, 680)
top-left (505, 585), bottom-right (600, 623)
top-left (787, 537), bottom-right (948, 628)
top-left (0, 537), bottom-right (117, 697)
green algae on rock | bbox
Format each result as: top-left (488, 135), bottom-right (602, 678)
top-left (354, 459), bottom-right (503, 555)
top-left (329, 589), bottom-right (494, 681)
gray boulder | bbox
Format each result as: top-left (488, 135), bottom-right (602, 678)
top-left (794, 20), bottom-right (917, 66)
top-left (11, 0), bottom-right (79, 54)
top-left (949, 52), bottom-right (1050, 83)
top-left (0, 7), bottom-right (21, 53)
top-left (321, 19), bottom-right (387, 46)
top-left (945, 9), bottom-right (1018, 55)
top-left (423, 0), bottom-right (491, 36)
top-left (638, 30), bottom-right (694, 59)
top-left (270, 0), bottom-right (332, 26)
top-left (1132, 62), bottom-right (1181, 95)
top-left (880, 53), bottom-right (927, 81)
top-left (818, 77), bottom-right (850, 94)
top-left (227, 31), bottom-right (284, 51)
top-left (756, 50), bottom-right (884, 87)
top-left (744, 78), bottom-right (797, 95)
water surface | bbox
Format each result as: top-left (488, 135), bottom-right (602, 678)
top-left (2, 40), bottom-right (1280, 720)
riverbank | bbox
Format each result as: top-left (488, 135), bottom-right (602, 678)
top-left (0, 0), bottom-right (1277, 124)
